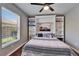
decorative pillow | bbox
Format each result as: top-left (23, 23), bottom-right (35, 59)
top-left (38, 33), bottom-right (43, 37)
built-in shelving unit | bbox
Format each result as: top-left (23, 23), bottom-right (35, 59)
top-left (29, 18), bottom-right (36, 39)
top-left (28, 15), bottom-right (65, 41)
top-left (56, 15), bottom-right (64, 41)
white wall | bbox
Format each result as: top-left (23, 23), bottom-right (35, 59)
top-left (0, 3), bottom-right (28, 56)
top-left (65, 5), bottom-right (79, 48)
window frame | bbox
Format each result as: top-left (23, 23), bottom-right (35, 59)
top-left (1, 7), bottom-right (20, 48)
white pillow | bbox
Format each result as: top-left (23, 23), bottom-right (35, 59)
top-left (33, 36), bottom-right (57, 40)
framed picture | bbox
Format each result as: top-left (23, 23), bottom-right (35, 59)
top-left (38, 23), bottom-right (51, 31)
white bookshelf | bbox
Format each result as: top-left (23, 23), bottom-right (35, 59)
top-left (56, 16), bottom-right (64, 41)
top-left (29, 18), bottom-right (36, 39)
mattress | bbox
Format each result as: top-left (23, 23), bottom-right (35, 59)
top-left (21, 38), bottom-right (76, 56)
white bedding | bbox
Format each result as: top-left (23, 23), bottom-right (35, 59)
top-left (33, 36), bottom-right (57, 40)
top-left (25, 39), bottom-right (70, 49)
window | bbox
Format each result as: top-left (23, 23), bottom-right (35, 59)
top-left (1, 7), bottom-right (20, 48)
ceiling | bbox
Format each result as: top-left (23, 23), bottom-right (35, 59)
top-left (15, 3), bottom-right (78, 16)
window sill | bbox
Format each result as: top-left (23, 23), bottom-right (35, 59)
top-left (2, 39), bottom-right (20, 48)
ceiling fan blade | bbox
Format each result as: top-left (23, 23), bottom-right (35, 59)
top-left (39, 7), bottom-right (44, 12)
top-left (44, 3), bottom-right (54, 5)
top-left (49, 6), bottom-right (54, 11)
top-left (31, 3), bottom-right (44, 5)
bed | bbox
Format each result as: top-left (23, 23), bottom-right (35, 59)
top-left (21, 37), bottom-right (76, 56)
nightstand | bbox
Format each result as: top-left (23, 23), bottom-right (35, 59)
top-left (58, 38), bottom-right (64, 41)
top-left (56, 35), bottom-right (64, 41)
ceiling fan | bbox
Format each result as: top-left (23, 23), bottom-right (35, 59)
top-left (31, 3), bottom-right (54, 12)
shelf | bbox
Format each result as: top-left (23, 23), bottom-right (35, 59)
top-left (29, 25), bottom-right (36, 26)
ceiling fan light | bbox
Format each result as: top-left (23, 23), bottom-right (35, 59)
top-left (44, 6), bottom-right (49, 10)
